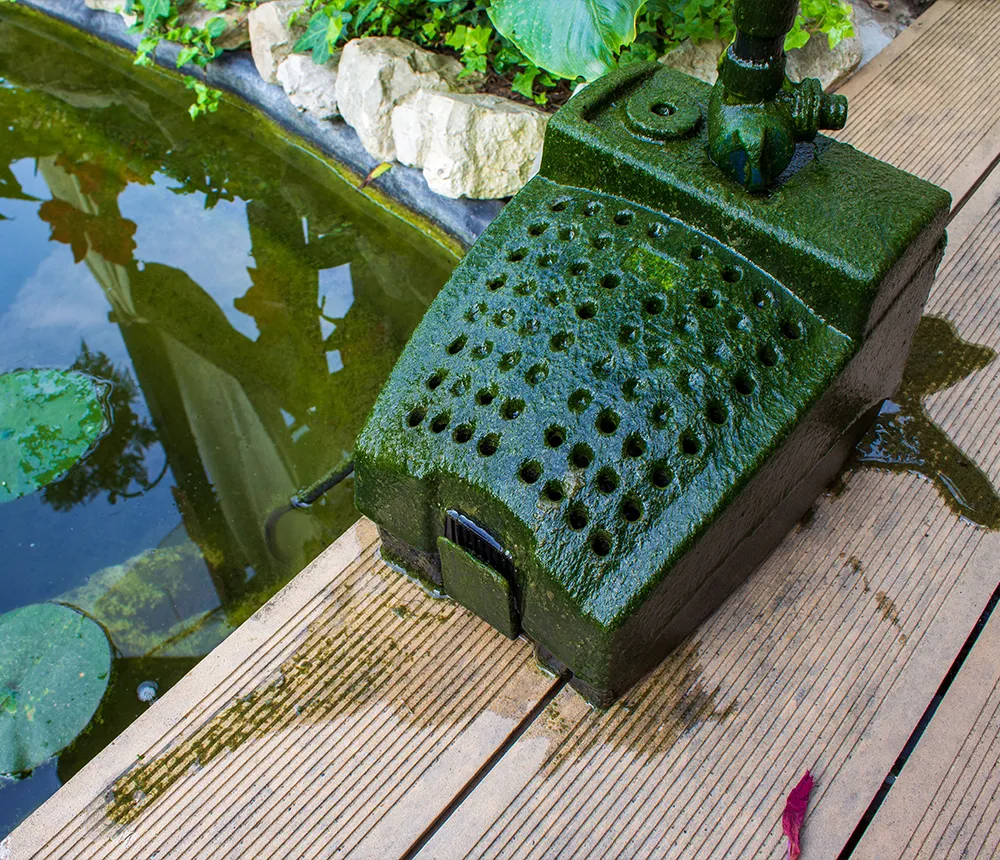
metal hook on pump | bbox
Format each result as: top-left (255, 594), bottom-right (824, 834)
top-left (707, 0), bottom-right (849, 191)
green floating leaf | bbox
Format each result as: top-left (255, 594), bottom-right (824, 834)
top-left (0, 603), bottom-right (112, 775)
top-left (0, 368), bottom-right (109, 503)
top-left (488, 0), bottom-right (645, 81)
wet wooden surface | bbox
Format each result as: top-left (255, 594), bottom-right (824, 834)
top-left (7, 1), bottom-right (1000, 857)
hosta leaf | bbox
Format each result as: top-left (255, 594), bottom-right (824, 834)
top-left (0, 369), bottom-right (109, 503)
top-left (488, 0), bottom-right (646, 81)
top-left (0, 604), bottom-right (111, 775)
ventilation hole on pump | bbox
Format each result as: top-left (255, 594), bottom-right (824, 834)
top-left (620, 496), bottom-right (643, 522)
top-left (550, 332), bottom-right (575, 352)
top-left (751, 288), bottom-right (771, 308)
top-left (447, 335), bottom-right (467, 355)
top-left (499, 351), bottom-right (521, 372)
top-left (487, 275), bottom-right (507, 291)
top-left (478, 434), bottom-right (499, 456)
top-left (597, 467), bottom-right (619, 494)
top-left (466, 302), bottom-right (488, 322)
top-left (501, 398), bottom-right (525, 420)
top-left (614, 211), bottom-right (633, 226)
top-left (568, 389), bottom-right (593, 412)
top-left (450, 376), bottom-right (470, 396)
top-left (758, 343), bottom-right (778, 366)
top-left (602, 274), bottom-right (620, 290)
top-left (546, 290), bottom-right (566, 307)
top-left (407, 407), bottom-right (426, 428)
top-left (645, 296), bottom-right (664, 315)
top-left (624, 434), bottom-right (647, 458)
top-left (781, 320), bottom-right (802, 340)
top-left (426, 371), bottom-right (447, 390)
top-left (651, 102), bottom-right (675, 116)
top-left (699, 290), bottom-right (720, 308)
top-left (721, 266), bottom-right (743, 283)
top-left (690, 245), bottom-right (706, 260)
top-left (453, 423), bottom-right (474, 444)
top-left (545, 426), bottom-right (566, 448)
top-left (583, 201), bottom-right (601, 217)
top-left (542, 480), bottom-right (565, 504)
top-left (707, 402), bottom-right (728, 425)
top-left (567, 503), bottom-right (589, 531)
top-left (551, 198), bottom-right (570, 212)
top-left (430, 413), bottom-right (450, 433)
top-left (471, 341), bottom-right (493, 359)
top-left (559, 226), bottom-right (576, 241)
top-left (525, 362), bottom-right (548, 385)
top-left (619, 325), bottom-right (638, 345)
top-left (596, 409), bottom-right (620, 435)
top-left (734, 373), bottom-right (755, 395)
top-left (650, 461), bottom-right (672, 488)
top-left (519, 460), bottom-right (542, 484)
top-left (622, 377), bottom-right (646, 401)
top-left (590, 530), bottom-right (612, 557)
top-left (568, 261), bottom-right (589, 277)
top-left (576, 302), bottom-right (597, 320)
top-left (508, 248), bottom-right (527, 262)
top-left (493, 308), bottom-right (515, 327)
top-left (520, 318), bottom-right (541, 336)
top-left (476, 388), bottom-right (496, 406)
top-left (651, 402), bottom-right (670, 427)
top-left (648, 222), bottom-right (667, 239)
top-left (538, 253), bottom-right (558, 267)
top-left (681, 433), bottom-right (702, 455)
top-left (728, 313), bottom-right (748, 331)
top-left (592, 233), bottom-right (612, 250)
top-left (570, 443), bottom-right (593, 469)
top-left (528, 222), bottom-right (549, 236)
top-left (592, 353), bottom-right (614, 378)
top-left (514, 279), bottom-right (536, 296)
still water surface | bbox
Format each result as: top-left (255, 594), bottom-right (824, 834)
top-left (0, 9), bottom-right (455, 835)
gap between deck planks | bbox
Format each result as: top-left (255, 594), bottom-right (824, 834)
top-left (7, 0), bottom-right (1000, 856)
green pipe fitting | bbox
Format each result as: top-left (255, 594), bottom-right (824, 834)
top-left (709, 0), bottom-right (849, 191)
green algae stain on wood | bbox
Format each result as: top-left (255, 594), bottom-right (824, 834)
top-left (858, 316), bottom-right (1000, 529)
top-left (0, 603), bottom-right (112, 775)
top-left (0, 369), bottom-right (109, 503)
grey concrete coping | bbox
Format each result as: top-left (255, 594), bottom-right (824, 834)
top-left (17, 0), bottom-right (503, 249)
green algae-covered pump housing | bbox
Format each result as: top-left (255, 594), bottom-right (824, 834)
top-left (354, 58), bottom-right (951, 705)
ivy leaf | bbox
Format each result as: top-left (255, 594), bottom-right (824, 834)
top-left (782, 771), bottom-right (815, 860)
top-left (488, 0), bottom-right (646, 81)
top-left (176, 45), bottom-right (200, 67)
top-left (142, 0), bottom-right (171, 31)
top-left (294, 9), bottom-right (334, 64)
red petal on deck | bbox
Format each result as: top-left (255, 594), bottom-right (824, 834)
top-left (782, 770), bottom-right (814, 860)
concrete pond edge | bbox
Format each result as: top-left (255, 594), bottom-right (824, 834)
top-left (14, 0), bottom-right (502, 251)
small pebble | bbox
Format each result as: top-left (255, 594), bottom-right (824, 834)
top-left (137, 681), bottom-right (158, 703)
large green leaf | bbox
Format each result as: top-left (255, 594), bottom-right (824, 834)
top-left (0, 368), bottom-right (109, 503)
top-left (488, 0), bottom-right (646, 81)
top-left (0, 603), bottom-right (112, 775)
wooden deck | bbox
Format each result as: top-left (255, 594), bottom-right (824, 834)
top-left (7, 1), bottom-right (1000, 856)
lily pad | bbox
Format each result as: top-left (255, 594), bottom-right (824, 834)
top-left (0, 603), bottom-right (112, 775)
top-left (0, 368), bottom-right (109, 503)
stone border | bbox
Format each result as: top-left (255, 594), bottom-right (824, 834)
top-left (16, 0), bottom-right (502, 249)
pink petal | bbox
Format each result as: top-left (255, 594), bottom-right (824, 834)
top-left (782, 770), bottom-right (814, 860)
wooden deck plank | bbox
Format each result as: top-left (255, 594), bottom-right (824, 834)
top-left (4, 519), bottom-right (558, 858)
top-left (8, 1), bottom-right (1000, 857)
top-left (852, 588), bottom-right (1000, 859)
top-left (415, 166), bottom-right (1000, 858)
top-left (833, 0), bottom-right (1000, 206)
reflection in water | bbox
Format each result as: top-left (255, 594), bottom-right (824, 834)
top-left (0, 7), bottom-right (455, 835)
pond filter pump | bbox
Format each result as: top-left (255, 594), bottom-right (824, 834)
top-left (353, 0), bottom-right (952, 705)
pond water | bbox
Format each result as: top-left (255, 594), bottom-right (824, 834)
top-left (0, 9), bottom-right (455, 836)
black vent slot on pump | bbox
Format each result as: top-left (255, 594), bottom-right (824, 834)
top-left (445, 510), bottom-right (515, 582)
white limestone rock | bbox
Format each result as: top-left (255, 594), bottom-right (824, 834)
top-left (248, 0), bottom-right (306, 84)
top-left (786, 22), bottom-right (863, 91)
top-left (659, 38), bottom-right (726, 85)
top-left (392, 90), bottom-right (548, 200)
top-left (276, 53), bottom-right (340, 119)
top-left (83, 0), bottom-right (136, 27)
top-left (335, 37), bottom-right (469, 163)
